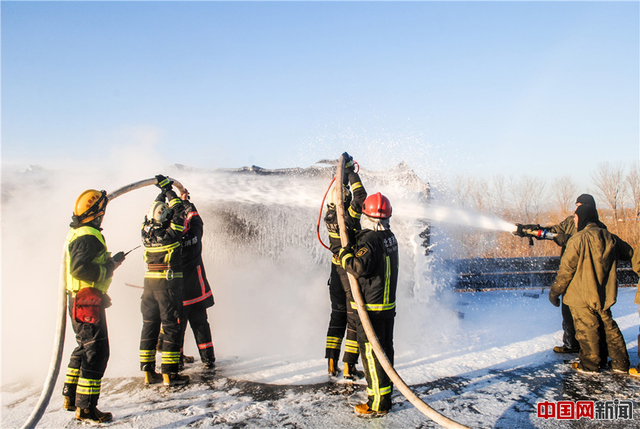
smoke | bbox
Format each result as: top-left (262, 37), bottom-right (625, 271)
top-left (1, 150), bottom-right (465, 387)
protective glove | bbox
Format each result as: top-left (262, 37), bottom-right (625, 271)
top-left (155, 174), bottom-right (174, 191)
top-left (548, 292), bottom-right (560, 307)
top-left (339, 245), bottom-right (354, 259)
top-left (111, 251), bottom-right (125, 269)
top-left (342, 152), bottom-right (355, 172)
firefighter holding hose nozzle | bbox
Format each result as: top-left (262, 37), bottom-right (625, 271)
top-left (139, 175), bottom-right (190, 386)
top-left (62, 190), bottom-right (125, 423)
top-left (324, 152), bottom-right (367, 380)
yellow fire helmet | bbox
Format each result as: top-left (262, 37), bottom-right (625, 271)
top-left (74, 189), bottom-right (108, 224)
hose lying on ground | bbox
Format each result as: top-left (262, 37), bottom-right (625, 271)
top-left (334, 156), bottom-right (469, 429)
top-left (21, 177), bottom-right (184, 429)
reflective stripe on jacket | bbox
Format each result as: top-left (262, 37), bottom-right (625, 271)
top-left (342, 228), bottom-right (399, 317)
top-left (65, 226), bottom-right (111, 294)
top-left (141, 189), bottom-right (185, 290)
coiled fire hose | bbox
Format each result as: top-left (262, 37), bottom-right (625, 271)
top-left (22, 177), bottom-right (185, 429)
top-left (334, 156), bottom-right (469, 429)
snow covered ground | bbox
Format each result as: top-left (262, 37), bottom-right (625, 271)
top-left (2, 166), bottom-right (639, 428)
top-left (3, 287), bottom-right (640, 428)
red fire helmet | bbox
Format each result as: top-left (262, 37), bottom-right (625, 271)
top-left (362, 192), bottom-right (392, 218)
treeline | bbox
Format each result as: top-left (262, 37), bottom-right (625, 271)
top-left (439, 161), bottom-right (639, 260)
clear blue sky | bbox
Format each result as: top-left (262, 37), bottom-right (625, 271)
top-left (2, 1), bottom-right (638, 189)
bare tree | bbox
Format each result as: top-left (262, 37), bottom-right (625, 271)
top-left (508, 176), bottom-right (548, 222)
top-left (491, 174), bottom-right (509, 217)
top-left (591, 162), bottom-right (626, 223)
top-left (468, 177), bottom-right (489, 212)
top-left (627, 161), bottom-right (640, 219)
top-left (551, 176), bottom-right (578, 217)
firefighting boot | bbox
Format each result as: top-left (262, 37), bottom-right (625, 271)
top-left (328, 358), bottom-right (339, 377)
top-left (144, 370), bottom-right (162, 385)
top-left (354, 403), bottom-right (389, 417)
top-left (571, 362), bottom-right (598, 374)
top-left (62, 395), bottom-right (76, 411)
top-left (75, 406), bottom-right (113, 423)
top-left (179, 353), bottom-right (195, 371)
top-left (163, 373), bottom-right (190, 386)
top-left (343, 363), bottom-right (364, 380)
top-left (553, 346), bottom-right (579, 354)
top-left (202, 358), bottom-right (216, 370)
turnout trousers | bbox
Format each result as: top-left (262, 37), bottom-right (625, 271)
top-left (140, 287), bottom-right (184, 374)
top-left (570, 305), bottom-right (629, 372)
top-left (182, 301), bottom-right (215, 365)
top-left (63, 295), bottom-right (110, 409)
top-left (325, 263), bottom-right (359, 364)
top-left (355, 314), bottom-right (394, 412)
top-left (561, 301), bottom-right (580, 350)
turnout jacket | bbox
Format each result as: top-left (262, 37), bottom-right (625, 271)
top-left (141, 190), bottom-right (185, 291)
top-left (550, 223), bottom-right (633, 311)
top-left (181, 200), bottom-right (214, 307)
top-left (325, 172), bottom-right (367, 263)
top-left (544, 215), bottom-right (606, 250)
top-left (65, 221), bottom-right (115, 294)
top-left (341, 228), bottom-right (399, 318)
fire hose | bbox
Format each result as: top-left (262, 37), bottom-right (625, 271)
top-left (334, 155), bottom-right (468, 429)
top-left (21, 177), bottom-right (185, 429)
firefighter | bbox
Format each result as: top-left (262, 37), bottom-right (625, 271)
top-left (339, 192), bottom-right (399, 416)
top-left (324, 153), bottom-right (367, 380)
top-left (519, 194), bottom-right (607, 355)
top-left (139, 175), bottom-right (189, 386)
top-left (548, 204), bottom-right (633, 373)
top-left (179, 189), bottom-right (216, 369)
top-left (62, 189), bottom-right (125, 423)
top-left (629, 244), bottom-right (640, 378)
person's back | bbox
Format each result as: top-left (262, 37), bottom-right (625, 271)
top-left (63, 189), bottom-right (124, 424)
top-left (559, 223), bottom-right (629, 311)
top-left (179, 193), bottom-right (216, 368)
top-left (549, 204), bottom-right (632, 373)
top-left (340, 192), bottom-right (398, 416)
top-left (139, 175), bottom-right (190, 386)
top-left (350, 226), bottom-right (398, 317)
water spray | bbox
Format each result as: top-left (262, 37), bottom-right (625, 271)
top-left (21, 176), bottom-right (185, 429)
top-left (334, 155), bottom-right (469, 429)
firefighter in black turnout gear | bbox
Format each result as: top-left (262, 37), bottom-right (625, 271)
top-left (324, 153), bottom-right (367, 380)
top-left (180, 189), bottom-right (216, 368)
top-left (139, 175), bottom-right (189, 386)
top-left (62, 189), bottom-right (125, 423)
top-left (340, 192), bottom-right (399, 416)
